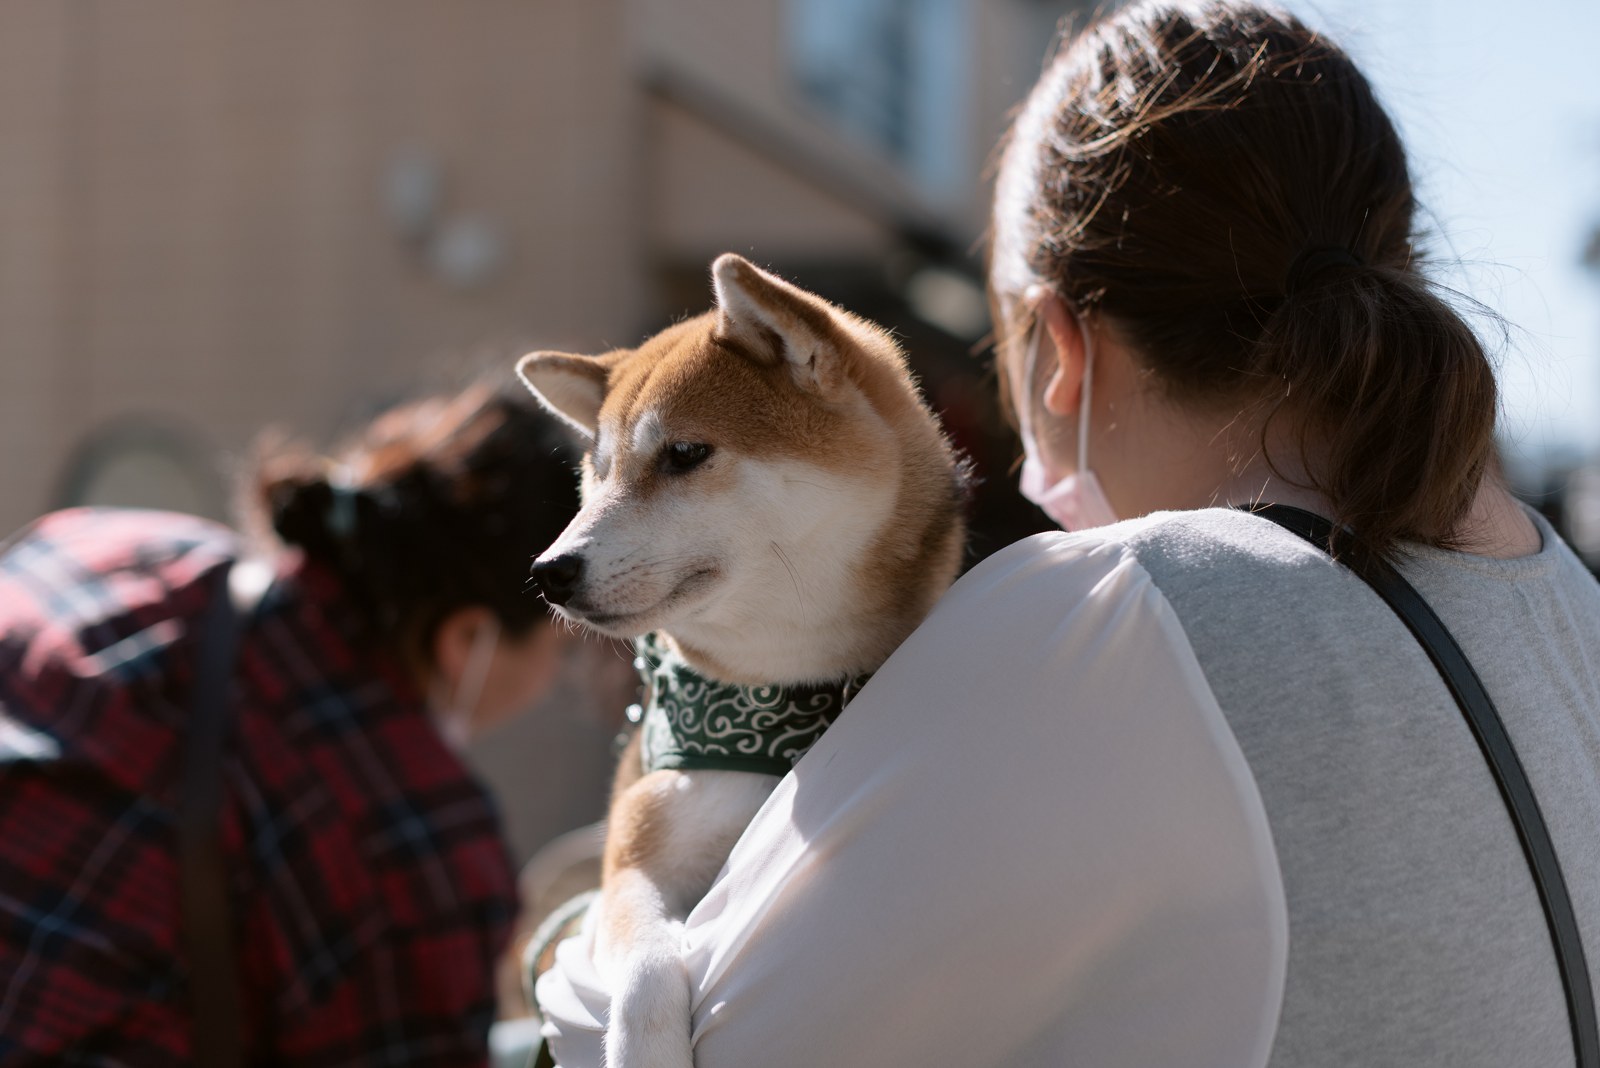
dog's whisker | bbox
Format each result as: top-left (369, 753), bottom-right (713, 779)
top-left (770, 541), bottom-right (807, 628)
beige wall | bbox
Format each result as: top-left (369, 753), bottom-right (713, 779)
top-left (0, 0), bottom-right (645, 537)
top-left (649, 97), bottom-right (899, 264)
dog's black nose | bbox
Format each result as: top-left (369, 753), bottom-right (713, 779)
top-left (531, 554), bottom-right (584, 606)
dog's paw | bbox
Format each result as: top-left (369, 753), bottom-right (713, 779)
top-left (604, 948), bottom-right (694, 1068)
top-left (605, 1026), bottom-right (694, 1068)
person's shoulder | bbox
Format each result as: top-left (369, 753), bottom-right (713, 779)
top-left (44, 505), bottom-right (232, 549)
top-left (1, 507), bottom-right (239, 644)
top-left (0, 510), bottom-right (242, 785)
top-left (5, 506), bottom-right (237, 574)
top-left (931, 516), bottom-right (1170, 634)
top-left (960, 511), bottom-right (1337, 620)
top-left (982, 508), bottom-right (1317, 575)
top-left (1107, 507), bottom-right (1332, 591)
top-left (1116, 507), bottom-right (1319, 564)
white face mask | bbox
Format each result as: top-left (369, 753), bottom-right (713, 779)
top-left (1014, 310), bottom-right (1119, 532)
top-left (431, 617), bottom-right (500, 750)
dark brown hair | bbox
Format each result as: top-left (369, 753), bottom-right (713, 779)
top-left (991, 0), bottom-right (1498, 557)
top-left (241, 385), bottom-right (579, 660)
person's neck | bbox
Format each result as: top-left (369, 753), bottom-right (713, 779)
top-left (1071, 327), bottom-right (1541, 560)
top-left (1454, 477), bottom-right (1544, 559)
top-left (1192, 419), bottom-right (1542, 561)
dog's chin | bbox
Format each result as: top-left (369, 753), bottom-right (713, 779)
top-left (557, 566), bottom-right (722, 639)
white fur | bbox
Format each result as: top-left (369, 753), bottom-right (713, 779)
top-left (592, 771), bottom-right (775, 1068)
top-left (630, 409), bottom-right (667, 457)
top-left (538, 450), bottom-right (896, 681)
top-left (666, 456), bottom-right (895, 680)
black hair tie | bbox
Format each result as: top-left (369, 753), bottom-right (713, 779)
top-left (1284, 245), bottom-right (1363, 295)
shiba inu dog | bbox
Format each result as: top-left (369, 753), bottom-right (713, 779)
top-left (519, 253), bottom-right (967, 1068)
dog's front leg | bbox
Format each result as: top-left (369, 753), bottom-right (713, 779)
top-left (597, 864), bottom-right (697, 1068)
top-left (596, 768), bottom-right (778, 1068)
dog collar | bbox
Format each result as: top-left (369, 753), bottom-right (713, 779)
top-left (634, 633), bottom-right (868, 777)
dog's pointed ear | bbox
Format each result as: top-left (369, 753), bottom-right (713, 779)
top-left (516, 351), bottom-right (608, 438)
top-left (712, 253), bottom-right (853, 396)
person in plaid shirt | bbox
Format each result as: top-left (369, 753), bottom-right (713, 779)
top-left (0, 385), bottom-right (581, 1065)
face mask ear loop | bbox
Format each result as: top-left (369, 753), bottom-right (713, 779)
top-left (451, 616), bottom-right (501, 728)
top-left (1015, 315), bottom-right (1045, 452)
top-left (1075, 308), bottom-right (1095, 475)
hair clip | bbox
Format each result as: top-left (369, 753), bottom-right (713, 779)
top-left (326, 483), bottom-right (360, 539)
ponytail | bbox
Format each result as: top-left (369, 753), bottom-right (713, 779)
top-left (1256, 268), bottom-right (1498, 558)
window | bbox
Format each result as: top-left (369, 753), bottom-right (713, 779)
top-left (785, 0), bottom-right (971, 204)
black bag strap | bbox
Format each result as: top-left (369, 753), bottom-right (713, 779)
top-left (178, 564), bottom-right (247, 1068)
top-left (1244, 503), bottom-right (1598, 1068)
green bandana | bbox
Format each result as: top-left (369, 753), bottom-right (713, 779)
top-left (633, 633), bottom-right (868, 777)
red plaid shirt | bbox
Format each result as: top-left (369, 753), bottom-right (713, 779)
top-left (0, 509), bottom-right (517, 1066)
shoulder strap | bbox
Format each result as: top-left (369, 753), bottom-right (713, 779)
top-left (178, 564), bottom-right (247, 1068)
top-left (1244, 503), bottom-right (1598, 1068)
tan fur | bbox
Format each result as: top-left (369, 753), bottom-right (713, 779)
top-left (520, 255), bottom-right (965, 1067)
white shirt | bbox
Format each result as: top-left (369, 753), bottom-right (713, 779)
top-left (537, 524), bottom-right (1288, 1067)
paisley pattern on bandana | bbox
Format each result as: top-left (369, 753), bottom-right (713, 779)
top-left (635, 634), bottom-right (867, 777)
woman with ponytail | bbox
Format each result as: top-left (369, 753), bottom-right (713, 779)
top-left (534, 5), bottom-right (1600, 1067)
top-left (0, 385), bottom-right (582, 1065)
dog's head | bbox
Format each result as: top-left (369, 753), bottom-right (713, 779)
top-left (519, 254), bottom-right (964, 683)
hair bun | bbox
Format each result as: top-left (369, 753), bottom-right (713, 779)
top-left (241, 387), bottom-right (581, 651)
top-left (269, 477), bottom-right (338, 553)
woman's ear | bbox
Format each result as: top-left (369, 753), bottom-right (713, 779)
top-left (431, 605), bottom-right (497, 692)
top-left (1035, 292), bottom-right (1089, 418)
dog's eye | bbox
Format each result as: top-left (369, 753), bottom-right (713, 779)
top-left (663, 442), bottom-right (712, 472)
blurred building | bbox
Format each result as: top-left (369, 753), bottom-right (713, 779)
top-left (0, 0), bottom-right (1071, 540)
top-left (1521, 461), bottom-right (1600, 579)
top-left (0, 0), bottom-right (1075, 861)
